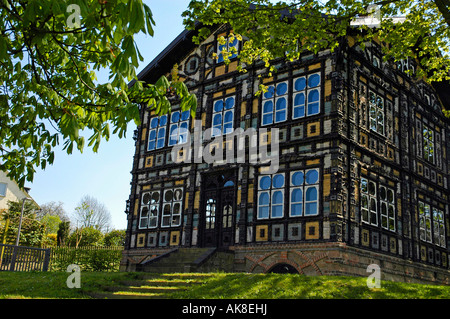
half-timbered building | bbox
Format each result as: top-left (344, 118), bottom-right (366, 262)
top-left (120, 22), bottom-right (450, 284)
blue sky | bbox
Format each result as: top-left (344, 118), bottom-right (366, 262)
top-left (28, 0), bottom-right (192, 230)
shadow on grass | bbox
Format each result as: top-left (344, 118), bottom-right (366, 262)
top-left (172, 273), bottom-right (450, 299)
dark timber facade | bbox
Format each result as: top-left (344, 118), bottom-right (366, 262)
top-left (121, 24), bottom-right (450, 284)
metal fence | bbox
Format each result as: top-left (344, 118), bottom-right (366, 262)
top-left (0, 244), bottom-right (50, 272)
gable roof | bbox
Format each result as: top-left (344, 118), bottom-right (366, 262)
top-left (132, 21), bottom-right (450, 110)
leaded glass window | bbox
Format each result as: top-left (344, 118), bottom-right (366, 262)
top-left (290, 169), bottom-right (320, 217)
top-left (379, 185), bottom-right (395, 231)
top-left (423, 124), bottom-right (435, 163)
top-left (257, 173), bottom-right (285, 219)
top-left (433, 208), bottom-right (446, 247)
top-left (148, 115), bottom-right (168, 150)
top-left (162, 188), bottom-right (183, 227)
top-left (293, 73), bottom-right (321, 118)
top-left (169, 110), bottom-right (190, 146)
top-left (419, 201), bottom-right (432, 243)
top-left (212, 96), bottom-right (235, 136)
top-left (140, 191), bottom-right (160, 229)
top-left (217, 36), bottom-right (239, 63)
top-left (369, 91), bottom-right (384, 135)
top-left (261, 81), bottom-right (288, 126)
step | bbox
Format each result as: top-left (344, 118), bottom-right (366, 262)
top-left (119, 279), bottom-right (202, 287)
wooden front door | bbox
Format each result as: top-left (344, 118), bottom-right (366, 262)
top-left (201, 172), bottom-right (236, 248)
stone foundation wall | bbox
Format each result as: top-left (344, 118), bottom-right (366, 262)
top-left (121, 243), bottom-right (450, 285)
top-left (231, 242), bottom-right (450, 285)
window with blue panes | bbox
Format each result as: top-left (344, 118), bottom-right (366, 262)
top-left (212, 96), bottom-right (235, 137)
top-left (217, 36), bottom-right (239, 63)
top-left (169, 110), bottom-right (190, 146)
top-left (261, 81), bottom-right (288, 126)
top-left (257, 173), bottom-right (285, 219)
top-left (148, 114), bottom-right (168, 151)
top-left (290, 168), bottom-right (320, 216)
top-left (293, 73), bottom-right (321, 118)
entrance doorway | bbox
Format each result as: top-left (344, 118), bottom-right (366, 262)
top-left (201, 171), bottom-right (236, 248)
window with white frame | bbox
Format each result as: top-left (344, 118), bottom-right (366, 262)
top-left (379, 185), bottom-right (395, 231)
top-left (205, 198), bottom-right (216, 229)
top-left (217, 36), bottom-right (239, 63)
top-left (293, 73), bottom-right (321, 118)
top-left (169, 110), bottom-right (190, 146)
top-left (257, 173), bottom-right (285, 219)
top-left (162, 188), bottom-right (183, 227)
top-left (261, 81), bottom-right (288, 126)
top-left (433, 207), bottom-right (446, 247)
top-left (360, 178), bottom-right (378, 226)
top-left (290, 169), bottom-right (320, 217)
top-left (360, 178), bottom-right (396, 230)
top-left (139, 191), bottom-right (160, 229)
top-left (148, 114), bottom-right (168, 151)
top-left (422, 124), bottom-right (435, 164)
top-left (419, 201), bottom-right (432, 243)
top-left (212, 96), bottom-right (235, 137)
top-left (0, 183), bottom-right (6, 197)
top-left (419, 201), bottom-right (446, 247)
top-left (368, 91), bottom-right (384, 135)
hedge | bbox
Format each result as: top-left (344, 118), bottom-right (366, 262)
top-left (47, 246), bottom-right (123, 272)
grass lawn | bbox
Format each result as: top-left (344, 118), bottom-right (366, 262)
top-left (1, 271), bottom-right (450, 299)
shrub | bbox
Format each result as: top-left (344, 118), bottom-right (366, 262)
top-left (48, 246), bottom-right (123, 272)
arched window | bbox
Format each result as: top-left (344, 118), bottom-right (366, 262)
top-left (257, 173), bottom-right (285, 219)
top-left (212, 96), bottom-right (235, 136)
top-left (261, 81), bottom-right (288, 126)
top-left (293, 73), bottom-right (321, 119)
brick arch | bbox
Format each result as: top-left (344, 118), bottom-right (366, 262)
top-left (245, 250), bottom-right (328, 275)
top-left (266, 260), bottom-right (303, 274)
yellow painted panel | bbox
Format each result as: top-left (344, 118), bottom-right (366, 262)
top-left (325, 80), bottom-right (332, 97)
top-left (202, 112), bottom-right (206, 127)
top-left (309, 63), bottom-right (321, 70)
top-left (136, 234), bottom-right (146, 248)
top-left (215, 65), bottom-right (226, 76)
top-left (307, 122), bottom-right (320, 137)
top-left (170, 231), bottom-right (180, 246)
top-left (252, 98), bottom-right (259, 114)
top-left (361, 229), bottom-right (370, 247)
top-left (134, 199), bottom-right (139, 216)
top-left (213, 91), bottom-right (223, 99)
top-left (255, 225), bottom-right (268, 241)
top-left (260, 131), bottom-right (271, 146)
top-left (306, 159), bottom-right (320, 166)
top-left (141, 128), bottom-right (147, 141)
top-left (185, 192), bottom-right (190, 210)
top-left (194, 191), bottom-right (200, 209)
top-left (145, 156), bottom-right (153, 168)
top-left (226, 87), bottom-right (236, 95)
top-left (323, 174), bottom-right (331, 197)
top-left (241, 101), bottom-right (247, 117)
top-left (263, 76), bottom-right (274, 84)
top-left (228, 61), bottom-right (238, 72)
top-left (247, 184), bottom-right (254, 204)
top-left (305, 221), bottom-right (320, 240)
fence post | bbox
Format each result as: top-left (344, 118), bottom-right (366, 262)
top-left (0, 218), bottom-right (10, 266)
top-left (42, 249), bottom-right (51, 272)
top-left (10, 245), bottom-right (18, 271)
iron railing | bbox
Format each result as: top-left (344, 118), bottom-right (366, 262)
top-left (0, 244), bottom-right (50, 272)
